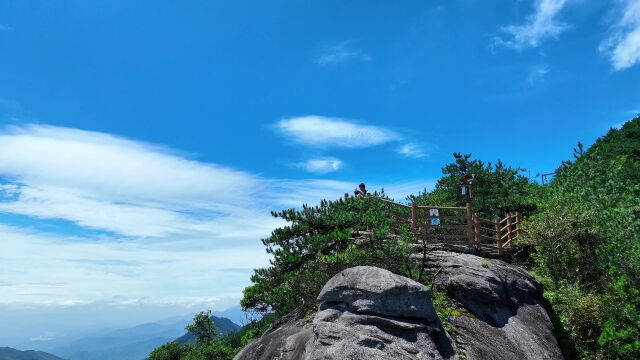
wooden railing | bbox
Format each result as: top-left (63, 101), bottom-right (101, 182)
top-left (379, 198), bottom-right (520, 254)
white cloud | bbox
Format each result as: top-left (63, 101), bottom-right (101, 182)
top-left (398, 143), bottom-right (427, 158)
top-left (0, 224), bottom-right (268, 307)
top-left (299, 158), bottom-right (344, 174)
top-left (276, 115), bottom-right (400, 148)
top-left (315, 40), bottom-right (372, 66)
top-left (0, 124), bottom-right (434, 314)
top-left (600, 0), bottom-right (640, 70)
top-left (496, 0), bottom-right (570, 50)
top-left (0, 125), bottom-right (273, 238)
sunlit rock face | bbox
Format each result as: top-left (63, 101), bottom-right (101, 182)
top-left (307, 266), bottom-right (455, 360)
top-left (423, 251), bottom-right (563, 360)
top-left (234, 256), bottom-right (563, 360)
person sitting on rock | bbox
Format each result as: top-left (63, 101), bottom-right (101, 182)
top-left (354, 183), bottom-right (368, 197)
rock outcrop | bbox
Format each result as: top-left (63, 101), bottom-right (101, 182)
top-left (308, 266), bottom-right (456, 359)
top-left (235, 252), bottom-right (563, 360)
top-left (423, 251), bottom-right (563, 360)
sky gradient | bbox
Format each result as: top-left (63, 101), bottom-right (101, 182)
top-left (1, 0), bottom-right (639, 348)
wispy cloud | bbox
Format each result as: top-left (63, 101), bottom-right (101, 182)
top-left (496, 0), bottom-right (570, 50)
top-left (527, 64), bottom-right (551, 85)
top-left (315, 40), bottom-right (372, 66)
top-left (0, 124), bottom-right (434, 311)
top-left (599, 0), bottom-right (640, 71)
top-left (275, 115), bottom-right (400, 148)
top-left (298, 158), bottom-right (344, 174)
top-left (398, 143), bottom-right (427, 158)
top-left (0, 124), bottom-right (269, 238)
top-left (0, 223), bottom-right (268, 305)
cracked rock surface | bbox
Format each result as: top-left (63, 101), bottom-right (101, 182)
top-left (235, 266), bottom-right (455, 360)
top-left (424, 251), bottom-right (563, 360)
top-left (235, 256), bottom-right (563, 360)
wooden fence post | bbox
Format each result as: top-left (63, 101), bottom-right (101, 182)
top-left (506, 214), bottom-right (512, 248)
top-left (411, 202), bottom-right (418, 235)
top-left (473, 214), bottom-right (480, 247)
top-left (465, 202), bottom-right (475, 249)
top-left (515, 212), bottom-right (520, 239)
top-left (495, 222), bottom-right (502, 254)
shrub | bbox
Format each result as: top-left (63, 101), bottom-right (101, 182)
top-left (525, 118), bottom-right (640, 359)
top-left (147, 342), bottom-right (185, 360)
top-left (241, 194), bottom-right (415, 317)
top-left (524, 207), bottom-right (602, 289)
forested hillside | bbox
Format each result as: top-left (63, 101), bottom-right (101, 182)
top-left (524, 117), bottom-right (640, 358)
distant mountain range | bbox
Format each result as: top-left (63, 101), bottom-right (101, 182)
top-left (41, 314), bottom-right (240, 360)
top-left (2, 306), bottom-right (248, 360)
top-left (0, 347), bottom-right (66, 360)
top-left (212, 305), bottom-right (252, 326)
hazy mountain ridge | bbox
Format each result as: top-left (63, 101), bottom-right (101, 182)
top-left (0, 347), bottom-right (66, 360)
top-left (41, 314), bottom-right (240, 360)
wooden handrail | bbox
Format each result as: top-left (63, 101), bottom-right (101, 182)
top-left (423, 234), bottom-right (469, 240)
top-left (478, 226), bottom-right (497, 232)
top-left (477, 234), bottom-right (496, 241)
top-left (495, 222), bottom-right (502, 254)
top-left (376, 196), bottom-right (521, 252)
top-left (477, 217), bottom-right (496, 224)
top-left (416, 205), bottom-right (466, 210)
top-left (378, 198), bottom-right (411, 208)
top-left (500, 224), bottom-right (512, 232)
top-left (432, 215), bottom-right (468, 220)
top-left (423, 224), bottom-right (470, 230)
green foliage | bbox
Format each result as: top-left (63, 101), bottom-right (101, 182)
top-left (409, 152), bottom-right (539, 219)
top-left (147, 315), bottom-right (277, 360)
top-left (148, 342), bottom-right (186, 360)
top-left (185, 311), bottom-right (217, 344)
top-left (525, 117), bottom-right (640, 359)
top-left (181, 342), bottom-right (235, 360)
top-left (428, 283), bottom-right (474, 337)
top-left (540, 279), bottom-right (606, 358)
top-left (241, 194), bottom-right (415, 317)
top-left (525, 208), bottom-right (602, 288)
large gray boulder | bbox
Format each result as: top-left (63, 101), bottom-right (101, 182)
top-left (235, 256), bottom-right (563, 360)
top-left (232, 319), bottom-right (312, 360)
top-left (317, 266), bottom-right (439, 321)
top-left (424, 251), bottom-right (563, 360)
top-left (308, 266), bottom-right (456, 360)
top-left (235, 266), bottom-right (455, 360)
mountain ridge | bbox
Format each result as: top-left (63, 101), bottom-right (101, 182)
top-left (0, 347), bottom-right (66, 360)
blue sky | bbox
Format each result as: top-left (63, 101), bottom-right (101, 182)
top-left (1, 0), bottom-right (639, 347)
